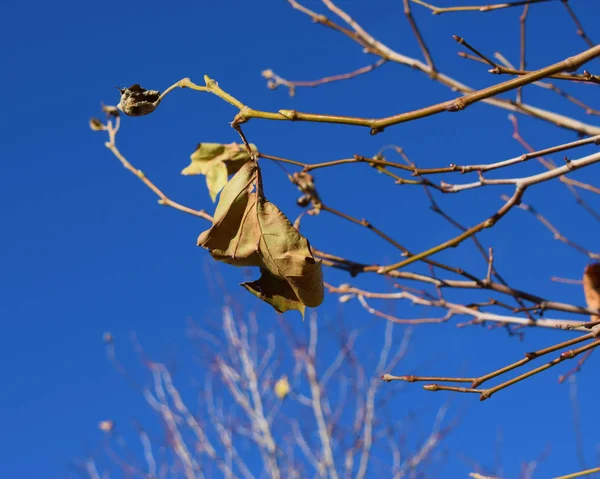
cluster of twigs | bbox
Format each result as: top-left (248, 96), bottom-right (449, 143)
top-left (90, 1), bottom-right (600, 477)
top-left (75, 306), bottom-right (452, 479)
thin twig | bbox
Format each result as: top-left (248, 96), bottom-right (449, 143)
top-left (506, 196), bottom-right (600, 261)
top-left (402, 0), bottom-right (435, 71)
top-left (551, 466), bottom-right (600, 479)
top-left (103, 117), bottom-right (212, 221)
top-left (261, 59), bottom-right (387, 96)
top-left (562, 0), bottom-right (595, 49)
top-left (283, 0), bottom-right (600, 135)
top-left (517, 4), bottom-right (529, 103)
top-left (411, 0), bottom-right (555, 15)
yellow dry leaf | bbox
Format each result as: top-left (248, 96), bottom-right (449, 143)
top-left (182, 142), bottom-right (257, 202)
top-left (274, 375), bottom-right (291, 400)
top-left (583, 263), bottom-right (600, 321)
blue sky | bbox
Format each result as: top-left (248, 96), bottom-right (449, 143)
top-left (2, 0), bottom-right (600, 477)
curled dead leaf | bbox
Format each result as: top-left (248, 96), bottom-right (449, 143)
top-left (182, 143), bottom-right (257, 202)
top-left (101, 104), bottom-right (120, 118)
top-left (89, 118), bottom-right (104, 131)
top-left (198, 161), bottom-right (324, 316)
top-left (583, 263), bottom-right (600, 321)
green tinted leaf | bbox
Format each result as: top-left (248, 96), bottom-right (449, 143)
top-left (182, 142), bottom-right (258, 202)
top-left (182, 143), bottom-right (227, 176)
top-left (206, 161), bottom-right (228, 202)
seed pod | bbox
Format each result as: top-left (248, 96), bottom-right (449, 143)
top-left (117, 84), bottom-right (161, 116)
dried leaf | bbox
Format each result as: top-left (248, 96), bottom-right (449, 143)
top-left (583, 263), bottom-right (600, 321)
top-left (205, 161), bottom-right (229, 203)
top-left (182, 143), bottom-right (257, 202)
top-left (274, 375), bottom-right (291, 399)
top-left (198, 162), bottom-right (259, 265)
top-left (89, 117), bottom-right (104, 131)
top-left (198, 162), bottom-right (324, 316)
top-left (101, 104), bottom-right (120, 118)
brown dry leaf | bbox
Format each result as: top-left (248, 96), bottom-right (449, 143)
top-left (89, 117), bottom-right (105, 131)
top-left (583, 263), bottom-right (600, 321)
top-left (182, 143), bottom-right (257, 202)
top-left (198, 161), bottom-right (324, 316)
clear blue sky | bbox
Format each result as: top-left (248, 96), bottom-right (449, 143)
top-left (2, 0), bottom-right (600, 477)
